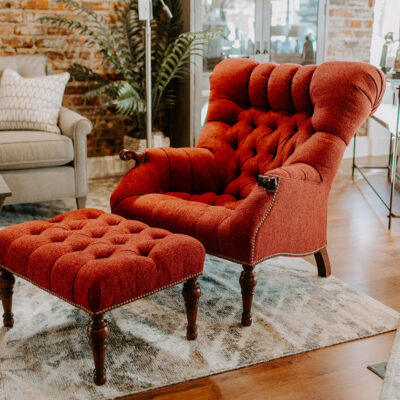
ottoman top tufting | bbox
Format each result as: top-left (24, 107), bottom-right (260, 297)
top-left (0, 209), bottom-right (205, 314)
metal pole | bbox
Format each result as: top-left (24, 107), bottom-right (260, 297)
top-left (388, 98), bottom-right (400, 230)
top-left (145, 15), bottom-right (152, 148)
top-left (352, 133), bottom-right (357, 177)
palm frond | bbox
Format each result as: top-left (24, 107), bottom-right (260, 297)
top-left (82, 81), bottom-right (123, 104)
top-left (68, 64), bottom-right (108, 83)
top-left (38, 0), bottom-right (221, 136)
top-left (40, 0), bottom-right (132, 79)
top-left (155, 31), bottom-right (219, 95)
top-left (113, 82), bottom-right (146, 116)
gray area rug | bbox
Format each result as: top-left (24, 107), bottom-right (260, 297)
top-left (0, 178), bottom-right (399, 399)
top-left (0, 177), bottom-right (116, 227)
top-left (0, 255), bottom-right (398, 400)
top-left (381, 323), bottom-right (400, 399)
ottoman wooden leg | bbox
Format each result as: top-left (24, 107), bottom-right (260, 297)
top-left (240, 264), bottom-right (257, 327)
top-left (183, 277), bottom-right (201, 340)
top-left (87, 314), bottom-right (109, 386)
top-left (0, 268), bottom-right (15, 328)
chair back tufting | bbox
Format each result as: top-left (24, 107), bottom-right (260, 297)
top-left (197, 59), bottom-right (385, 199)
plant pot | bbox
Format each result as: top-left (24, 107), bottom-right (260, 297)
top-left (153, 131), bottom-right (170, 148)
top-left (123, 135), bottom-right (147, 151)
top-left (123, 131), bottom-right (170, 150)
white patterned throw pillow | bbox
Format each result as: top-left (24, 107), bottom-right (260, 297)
top-left (0, 68), bottom-right (70, 134)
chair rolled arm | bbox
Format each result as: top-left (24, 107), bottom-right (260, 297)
top-left (257, 175), bottom-right (278, 192)
top-left (58, 107), bottom-right (92, 139)
top-left (119, 149), bottom-right (146, 165)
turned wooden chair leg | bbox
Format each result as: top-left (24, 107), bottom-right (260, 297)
top-left (87, 314), bottom-right (109, 386)
top-left (182, 277), bottom-right (201, 340)
top-left (314, 248), bottom-right (331, 277)
top-left (239, 265), bottom-right (257, 327)
top-left (0, 268), bottom-right (15, 327)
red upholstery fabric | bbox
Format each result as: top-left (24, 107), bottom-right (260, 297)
top-left (0, 209), bottom-right (205, 314)
top-left (111, 59), bottom-right (385, 266)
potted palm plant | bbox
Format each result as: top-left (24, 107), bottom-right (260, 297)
top-left (40, 0), bottom-right (218, 149)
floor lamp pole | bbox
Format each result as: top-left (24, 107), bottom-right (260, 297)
top-left (139, 0), bottom-right (172, 148)
top-left (145, 14), bottom-right (152, 148)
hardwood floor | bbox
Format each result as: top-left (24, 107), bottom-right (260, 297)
top-left (121, 158), bottom-right (400, 400)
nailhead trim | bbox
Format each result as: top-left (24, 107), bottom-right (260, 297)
top-left (91, 272), bottom-right (203, 315)
top-left (251, 176), bottom-right (280, 265)
top-left (0, 265), bottom-right (202, 316)
top-left (252, 244), bottom-right (327, 265)
top-left (207, 176), bottom-right (281, 267)
top-left (208, 245), bottom-right (327, 267)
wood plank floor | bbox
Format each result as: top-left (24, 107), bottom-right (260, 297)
top-left (121, 158), bottom-right (400, 400)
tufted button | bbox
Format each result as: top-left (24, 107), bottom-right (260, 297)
top-left (52, 235), bottom-right (68, 243)
top-left (30, 229), bottom-right (44, 236)
top-left (149, 231), bottom-right (168, 240)
top-left (230, 137), bottom-right (238, 150)
top-left (137, 243), bottom-right (153, 257)
top-left (113, 236), bottom-right (129, 245)
top-left (106, 219), bottom-right (120, 226)
top-left (94, 249), bottom-right (114, 259)
top-left (92, 232), bottom-right (104, 238)
top-left (95, 253), bottom-right (107, 259)
top-left (73, 244), bottom-right (88, 252)
top-left (128, 227), bottom-right (143, 234)
top-left (139, 249), bottom-right (150, 257)
top-left (68, 223), bottom-right (84, 231)
top-left (91, 229), bottom-right (106, 238)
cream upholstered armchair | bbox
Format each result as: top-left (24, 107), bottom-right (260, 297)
top-left (0, 55), bottom-right (92, 209)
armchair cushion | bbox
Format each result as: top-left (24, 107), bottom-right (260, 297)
top-left (0, 130), bottom-right (73, 170)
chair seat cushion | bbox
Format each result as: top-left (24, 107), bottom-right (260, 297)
top-left (112, 194), bottom-right (237, 255)
top-left (0, 130), bottom-right (74, 170)
top-left (0, 209), bottom-right (205, 314)
top-left (165, 192), bottom-right (243, 210)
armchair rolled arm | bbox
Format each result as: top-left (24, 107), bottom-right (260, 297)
top-left (119, 149), bottom-right (146, 165)
top-left (111, 147), bottom-right (221, 212)
top-left (58, 107), bottom-right (92, 198)
top-left (58, 107), bottom-right (92, 139)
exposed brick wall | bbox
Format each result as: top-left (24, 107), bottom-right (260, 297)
top-left (0, 0), bottom-right (375, 156)
top-left (327, 0), bottom-right (375, 136)
top-left (0, 0), bottom-right (129, 157)
top-left (327, 0), bottom-right (374, 62)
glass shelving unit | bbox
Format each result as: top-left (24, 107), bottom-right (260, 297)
top-left (190, 0), bottom-right (328, 144)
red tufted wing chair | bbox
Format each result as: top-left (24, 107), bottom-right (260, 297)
top-left (111, 59), bottom-right (385, 326)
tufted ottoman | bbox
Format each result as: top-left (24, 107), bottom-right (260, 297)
top-left (0, 209), bottom-right (205, 385)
